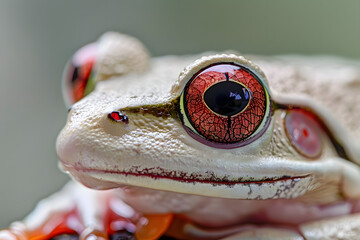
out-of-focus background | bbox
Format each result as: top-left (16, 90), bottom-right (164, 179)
top-left (0, 0), bottom-right (359, 227)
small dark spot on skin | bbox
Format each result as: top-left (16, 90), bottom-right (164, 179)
top-left (274, 189), bottom-right (284, 198)
top-left (248, 186), bottom-right (253, 196)
top-left (67, 106), bottom-right (73, 113)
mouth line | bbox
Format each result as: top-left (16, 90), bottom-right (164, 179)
top-left (72, 165), bottom-right (310, 186)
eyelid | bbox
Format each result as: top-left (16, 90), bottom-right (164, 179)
top-left (171, 54), bottom-right (270, 98)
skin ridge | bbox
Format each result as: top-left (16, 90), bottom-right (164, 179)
top-left (4, 32), bottom-right (360, 240)
top-left (118, 96), bottom-right (180, 119)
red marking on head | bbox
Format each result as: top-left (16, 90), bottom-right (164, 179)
top-left (108, 111), bottom-right (129, 124)
top-left (111, 112), bottom-right (121, 121)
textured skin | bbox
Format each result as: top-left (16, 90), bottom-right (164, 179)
top-left (2, 32), bottom-right (360, 239)
top-left (254, 55), bottom-right (360, 163)
top-left (57, 52), bottom-right (360, 199)
top-left (301, 213), bottom-right (360, 240)
top-left (95, 32), bottom-right (150, 82)
top-left (222, 228), bottom-right (304, 240)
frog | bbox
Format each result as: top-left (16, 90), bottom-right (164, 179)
top-left (1, 32), bottom-right (360, 240)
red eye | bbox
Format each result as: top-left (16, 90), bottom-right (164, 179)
top-left (284, 109), bottom-right (322, 158)
top-left (62, 43), bottom-right (97, 106)
top-left (180, 63), bottom-right (271, 148)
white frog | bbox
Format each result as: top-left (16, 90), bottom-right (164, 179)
top-left (1, 32), bottom-right (360, 240)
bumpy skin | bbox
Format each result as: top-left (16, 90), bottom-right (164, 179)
top-left (2, 32), bottom-right (360, 240)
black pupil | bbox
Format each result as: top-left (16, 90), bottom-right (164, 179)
top-left (71, 66), bottom-right (79, 84)
top-left (203, 80), bottom-right (251, 117)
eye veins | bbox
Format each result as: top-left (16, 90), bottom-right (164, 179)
top-left (180, 63), bottom-right (269, 147)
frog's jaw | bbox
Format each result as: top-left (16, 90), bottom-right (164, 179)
top-left (57, 153), bottom-right (360, 202)
top-left (56, 163), bottom-right (360, 238)
top-left (59, 160), bottom-right (313, 200)
top-left (114, 186), bottom-right (359, 228)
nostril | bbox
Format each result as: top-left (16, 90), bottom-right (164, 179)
top-left (108, 111), bottom-right (129, 124)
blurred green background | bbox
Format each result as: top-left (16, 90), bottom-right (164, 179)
top-left (0, 0), bottom-right (359, 228)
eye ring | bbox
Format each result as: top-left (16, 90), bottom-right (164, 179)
top-left (179, 56), bottom-right (272, 149)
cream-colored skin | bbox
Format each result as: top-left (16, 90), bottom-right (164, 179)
top-left (7, 32), bottom-right (360, 239)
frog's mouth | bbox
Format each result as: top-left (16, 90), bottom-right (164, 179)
top-left (74, 164), bottom-right (310, 187)
top-left (58, 162), bottom-right (360, 238)
top-left (60, 159), bottom-right (318, 201)
top-left (72, 164), bottom-right (360, 239)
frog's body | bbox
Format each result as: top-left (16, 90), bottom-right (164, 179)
top-left (2, 32), bottom-right (360, 240)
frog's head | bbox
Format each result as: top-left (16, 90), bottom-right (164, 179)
top-left (57, 32), bottom-right (360, 204)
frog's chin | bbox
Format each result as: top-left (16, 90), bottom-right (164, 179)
top-left (58, 162), bottom-right (360, 238)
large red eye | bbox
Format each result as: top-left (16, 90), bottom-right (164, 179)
top-left (179, 63), bottom-right (271, 148)
top-left (62, 43), bottom-right (97, 106)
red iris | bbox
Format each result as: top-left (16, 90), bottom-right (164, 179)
top-left (183, 63), bottom-right (267, 144)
